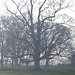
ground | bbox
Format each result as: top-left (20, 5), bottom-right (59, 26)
top-left (0, 67), bottom-right (75, 75)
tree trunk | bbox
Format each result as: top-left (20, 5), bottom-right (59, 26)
top-left (1, 41), bottom-right (4, 68)
top-left (1, 49), bottom-right (3, 68)
top-left (34, 51), bottom-right (40, 70)
top-left (34, 39), bottom-right (40, 70)
top-left (15, 58), bottom-right (18, 68)
top-left (34, 59), bottom-right (40, 70)
top-left (46, 58), bottom-right (49, 67)
top-left (12, 58), bottom-right (14, 68)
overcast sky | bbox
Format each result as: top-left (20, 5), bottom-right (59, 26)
top-left (0, 0), bottom-right (75, 19)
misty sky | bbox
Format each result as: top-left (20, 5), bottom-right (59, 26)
top-left (0, 0), bottom-right (75, 19)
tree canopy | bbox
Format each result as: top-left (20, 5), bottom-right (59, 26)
top-left (0, 0), bottom-right (74, 70)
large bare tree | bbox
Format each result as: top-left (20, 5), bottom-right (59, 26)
top-left (2, 0), bottom-right (73, 70)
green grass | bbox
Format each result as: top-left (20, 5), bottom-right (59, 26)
top-left (0, 68), bottom-right (75, 75)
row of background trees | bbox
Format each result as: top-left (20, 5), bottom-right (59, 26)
top-left (0, 0), bottom-right (75, 70)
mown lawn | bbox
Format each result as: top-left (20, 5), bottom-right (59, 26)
top-left (0, 68), bottom-right (75, 75)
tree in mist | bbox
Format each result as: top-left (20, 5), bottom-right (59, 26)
top-left (0, 25), bottom-right (6, 68)
top-left (1, 16), bottom-right (34, 68)
top-left (1, 0), bottom-right (73, 70)
top-left (45, 24), bottom-right (72, 66)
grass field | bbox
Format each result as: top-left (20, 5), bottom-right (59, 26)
top-left (0, 68), bottom-right (75, 75)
